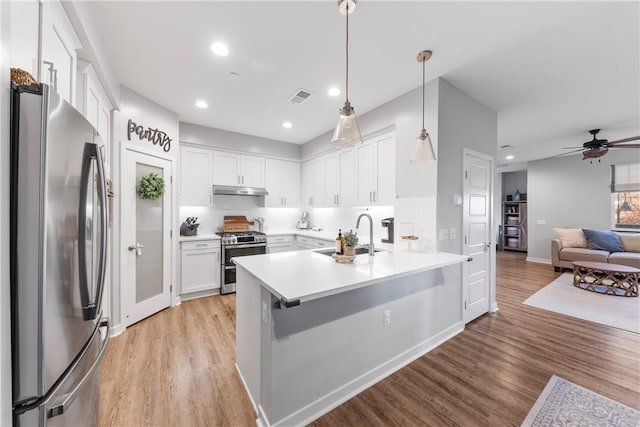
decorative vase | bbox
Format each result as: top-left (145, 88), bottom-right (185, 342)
top-left (343, 246), bottom-right (355, 256)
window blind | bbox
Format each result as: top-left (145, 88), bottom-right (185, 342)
top-left (611, 163), bottom-right (640, 192)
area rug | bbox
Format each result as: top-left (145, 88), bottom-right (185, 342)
top-left (521, 375), bottom-right (640, 426)
top-left (523, 273), bottom-right (639, 333)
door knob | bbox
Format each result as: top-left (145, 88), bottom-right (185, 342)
top-left (128, 243), bottom-right (144, 256)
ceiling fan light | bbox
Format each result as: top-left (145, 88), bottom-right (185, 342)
top-left (331, 102), bottom-right (362, 147)
top-left (411, 130), bottom-right (436, 162)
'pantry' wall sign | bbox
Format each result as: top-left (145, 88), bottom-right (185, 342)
top-left (127, 119), bottom-right (172, 152)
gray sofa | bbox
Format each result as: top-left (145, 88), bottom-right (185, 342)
top-left (551, 232), bottom-right (640, 271)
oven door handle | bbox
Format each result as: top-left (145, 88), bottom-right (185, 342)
top-left (224, 243), bottom-right (267, 249)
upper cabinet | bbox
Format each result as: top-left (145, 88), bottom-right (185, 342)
top-left (265, 159), bottom-right (300, 207)
top-left (324, 149), bottom-right (356, 206)
top-left (77, 61), bottom-right (112, 174)
top-left (10, 1), bottom-right (40, 78)
top-left (181, 146), bottom-right (214, 206)
top-left (356, 133), bottom-right (396, 205)
top-left (301, 157), bottom-right (325, 206)
top-left (41, 1), bottom-right (82, 106)
top-left (213, 152), bottom-right (265, 187)
top-left (302, 132), bottom-right (395, 208)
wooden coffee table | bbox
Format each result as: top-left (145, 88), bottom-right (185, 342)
top-left (572, 261), bottom-right (639, 297)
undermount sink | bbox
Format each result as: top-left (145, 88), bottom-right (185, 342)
top-left (316, 247), bottom-right (384, 256)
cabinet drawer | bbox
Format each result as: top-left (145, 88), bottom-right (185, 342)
top-left (268, 235), bottom-right (294, 244)
top-left (297, 236), bottom-right (313, 246)
top-left (181, 240), bottom-right (221, 251)
top-left (314, 239), bottom-right (332, 248)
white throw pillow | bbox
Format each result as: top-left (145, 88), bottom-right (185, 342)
top-left (619, 234), bottom-right (640, 253)
top-left (553, 228), bottom-right (588, 248)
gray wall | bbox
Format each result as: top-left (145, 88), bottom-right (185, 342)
top-left (436, 79), bottom-right (497, 254)
top-left (501, 170), bottom-right (527, 201)
top-left (180, 122), bottom-right (301, 160)
top-left (303, 79), bottom-right (439, 199)
top-left (527, 149), bottom-right (632, 262)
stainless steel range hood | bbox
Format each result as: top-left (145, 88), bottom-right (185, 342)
top-left (212, 185), bottom-right (269, 196)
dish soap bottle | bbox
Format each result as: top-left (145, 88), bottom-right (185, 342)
top-left (336, 229), bottom-right (343, 254)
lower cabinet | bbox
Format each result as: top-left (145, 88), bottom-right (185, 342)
top-left (180, 240), bottom-right (221, 295)
top-left (296, 236), bottom-right (333, 250)
top-left (267, 235), bottom-right (295, 253)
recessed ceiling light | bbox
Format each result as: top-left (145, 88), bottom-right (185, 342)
top-left (211, 42), bottom-right (229, 57)
top-left (282, 121), bottom-right (292, 129)
top-left (505, 155), bottom-right (514, 160)
top-left (328, 87), bottom-right (341, 97)
top-left (229, 72), bottom-right (240, 78)
top-left (195, 100), bottom-right (208, 109)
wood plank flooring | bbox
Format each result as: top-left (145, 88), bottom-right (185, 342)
top-left (100, 251), bottom-right (640, 426)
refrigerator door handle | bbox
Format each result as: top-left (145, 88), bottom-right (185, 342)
top-left (94, 142), bottom-right (108, 319)
top-left (48, 319), bottom-right (110, 419)
top-left (78, 142), bottom-right (107, 321)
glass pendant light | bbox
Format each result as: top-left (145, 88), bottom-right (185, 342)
top-left (411, 50), bottom-right (436, 162)
top-left (331, 0), bottom-right (362, 147)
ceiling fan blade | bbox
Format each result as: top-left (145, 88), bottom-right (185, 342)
top-left (607, 136), bottom-right (640, 145)
top-left (540, 148), bottom-right (584, 160)
top-left (608, 144), bottom-right (640, 149)
top-left (562, 146), bottom-right (584, 149)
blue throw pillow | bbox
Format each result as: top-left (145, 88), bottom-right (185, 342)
top-left (582, 229), bottom-right (624, 252)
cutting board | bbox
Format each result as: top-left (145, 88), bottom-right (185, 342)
top-left (220, 216), bottom-right (253, 232)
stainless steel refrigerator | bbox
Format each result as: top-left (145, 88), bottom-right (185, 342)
top-left (10, 83), bottom-right (110, 426)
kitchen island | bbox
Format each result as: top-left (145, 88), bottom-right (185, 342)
top-left (234, 249), bottom-right (469, 427)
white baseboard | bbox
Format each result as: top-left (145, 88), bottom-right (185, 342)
top-left (490, 302), bottom-right (499, 313)
top-left (179, 288), bottom-right (221, 302)
top-left (526, 257), bottom-right (551, 264)
top-left (110, 323), bottom-right (125, 337)
top-left (267, 322), bottom-right (465, 427)
top-left (235, 363), bottom-right (258, 413)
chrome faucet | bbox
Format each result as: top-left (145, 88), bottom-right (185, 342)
top-left (356, 213), bottom-right (375, 256)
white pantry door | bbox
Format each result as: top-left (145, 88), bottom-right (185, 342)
top-left (462, 150), bottom-right (493, 323)
top-left (122, 148), bottom-right (172, 327)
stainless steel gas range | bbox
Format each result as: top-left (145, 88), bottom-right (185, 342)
top-left (216, 231), bottom-right (267, 294)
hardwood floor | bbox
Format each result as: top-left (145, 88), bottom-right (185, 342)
top-left (100, 252), bottom-right (640, 426)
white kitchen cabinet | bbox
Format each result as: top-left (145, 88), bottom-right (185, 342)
top-left (301, 157), bottom-right (325, 206)
top-left (40, 1), bottom-right (82, 106)
top-left (10, 0), bottom-right (39, 78)
top-left (267, 235), bottom-right (296, 253)
top-left (77, 61), bottom-right (112, 174)
top-left (265, 159), bottom-right (300, 207)
top-left (180, 146), bottom-right (214, 206)
top-left (356, 132), bottom-right (396, 205)
top-left (325, 149), bottom-right (357, 206)
top-left (213, 152), bottom-right (265, 187)
top-left (296, 235), bottom-right (333, 251)
top-left (180, 240), bottom-right (221, 294)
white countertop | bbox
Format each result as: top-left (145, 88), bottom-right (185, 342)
top-left (233, 249), bottom-right (468, 304)
top-left (178, 233), bottom-right (221, 242)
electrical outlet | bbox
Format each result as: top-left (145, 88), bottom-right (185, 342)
top-left (536, 219), bottom-right (546, 225)
top-left (383, 310), bottom-right (391, 326)
top-left (262, 302), bottom-right (268, 324)
top-left (449, 228), bottom-right (457, 240)
top-left (438, 229), bottom-right (449, 240)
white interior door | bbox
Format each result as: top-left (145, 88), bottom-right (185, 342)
top-left (122, 149), bottom-right (172, 327)
top-left (463, 150), bottom-right (493, 323)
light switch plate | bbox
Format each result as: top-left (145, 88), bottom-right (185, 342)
top-left (439, 229), bottom-right (450, 240)
top-left (537, 220), bottom-right (546, 225)
top-left (449, 228), bottom-right (457, 240)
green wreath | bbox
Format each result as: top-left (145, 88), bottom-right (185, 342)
top-left (137, 173), bottom-right (165, 200)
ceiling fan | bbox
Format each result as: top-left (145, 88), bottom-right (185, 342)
top-left (562, 129), bottom-right (640, 160)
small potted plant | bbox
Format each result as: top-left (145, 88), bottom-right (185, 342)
top-left (342, 230), bottom-right (358, 256)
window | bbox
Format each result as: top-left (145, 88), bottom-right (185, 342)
top-left (611, 163), bottom-right (640, 230)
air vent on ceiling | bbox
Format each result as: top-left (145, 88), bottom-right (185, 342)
top-left (288, 89), bottom-right (314, 104)
top-left (500, 144), bottom-right (514, 150)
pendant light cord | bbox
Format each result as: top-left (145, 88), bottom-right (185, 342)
top-left (345, 3), bottom-right (350, 103)
top-left (422, 58), bottom-right (425, 130)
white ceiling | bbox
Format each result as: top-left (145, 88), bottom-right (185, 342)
top-left (87, 1), bottom-right (640, 165)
